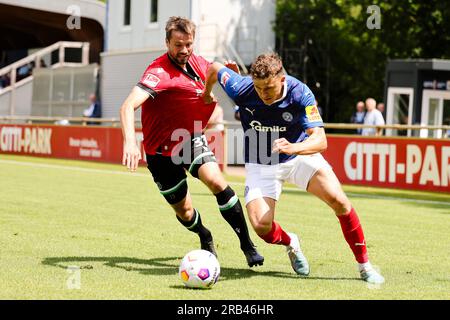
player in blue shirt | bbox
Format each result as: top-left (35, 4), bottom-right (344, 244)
top-left (203, 53), bottom-right (384, 284)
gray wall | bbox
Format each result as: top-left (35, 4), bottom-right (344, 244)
top-left (100, 49), bottom-right (165, 119)
top-left (14, 81), bottom-right (33, 116)
top-left (107, 0), bottom-right (189, 52)
top-left (106, 0), bottom-right (276, 65)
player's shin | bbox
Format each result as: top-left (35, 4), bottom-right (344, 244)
top-left (337, 207), bottom-right (369, 263)
top-left (259, 221), bottom-right (291, 246)
top-left (176, 208), bottom-right (216, 256)
top-left (215, 186), bottom-right (255, 250)
top-left (216, 186), bottom-right (264, 267)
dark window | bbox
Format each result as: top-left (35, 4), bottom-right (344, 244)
top-left (124, 0), bottom-right (131, 26)
top-left (150, 0), bottom-right (158, 23)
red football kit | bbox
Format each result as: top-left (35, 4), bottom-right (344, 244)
top-left (137, 53), bottom-right (216, 156)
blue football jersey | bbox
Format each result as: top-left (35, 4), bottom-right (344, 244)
top-left (218, 67), bottom-right (324, 164)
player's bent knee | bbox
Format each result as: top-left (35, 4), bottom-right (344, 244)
top-left (253, 221), bottom-right (272, 237)
top-left (162, 180), bottom-right (188, 205)
top-left (330, 195), bottom-right (352, 216)
top-left (191, 155), bottom-right (218, 178)
top-left (208, 179), bottom-right (227, 194)
top-left (202, 174), bottom-right (227, 194)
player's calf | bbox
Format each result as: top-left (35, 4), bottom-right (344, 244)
top-left (176, 208), bottom-right (217, 257)
top-left (215, 185), bottom-right (264, 266)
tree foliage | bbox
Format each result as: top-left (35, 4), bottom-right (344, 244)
top-left (275, 0), bottom-right (450, 122)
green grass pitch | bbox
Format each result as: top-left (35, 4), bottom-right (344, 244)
top-left (0, 154), bottom-right (449, 300)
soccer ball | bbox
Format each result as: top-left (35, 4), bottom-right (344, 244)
top-left (179, 249), bottom-right (220, 289)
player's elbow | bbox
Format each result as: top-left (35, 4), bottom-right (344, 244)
top-left (207, 62), bottom-right (222, 78)
top-left (119, 102), bottom-right (133, 121)
top-left (119, 102), bottom-right (127, 117)
top-left (319, 137), bottom-right (328, 153)
top-left (317, 131), bottom-right (328, 153)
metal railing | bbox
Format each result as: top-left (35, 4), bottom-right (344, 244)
top-left (0, 116), bottom-right (124, 127)
top-left (0, 41), bottom-right (90, 115)
top-left (1, 116), bottom-right (449, 137)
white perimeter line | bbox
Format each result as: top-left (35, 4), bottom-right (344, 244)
top-left (0, 159), bottom-right (150, 178)
top-left (1, 159), bottom-right (449, 206)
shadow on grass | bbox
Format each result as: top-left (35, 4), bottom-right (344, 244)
top-left (42, 256), bottom-right (360, 282)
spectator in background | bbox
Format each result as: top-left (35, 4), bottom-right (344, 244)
top-left (362, 98), bottom-right (385, 136)
top-left (350, 101), bottom-right (366, 134)
top-left (376, 102), bottom-right (385, 115)
top-left (39, 59), bottom-right (47, 68)
top-left (16, 63), bottom-right (33, 81)
top-left (376, 102), bottom-right (386, 124)
top-left (83, 93), bottom-right (102, 125)
top-left (0, 73), bottom-right (11, 89)
top-left (444, 115), bottom-right (450, 138)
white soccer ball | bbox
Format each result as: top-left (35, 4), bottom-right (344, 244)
top-left (179, 249), bottom-right (220, 289)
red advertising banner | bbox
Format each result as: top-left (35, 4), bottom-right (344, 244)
top-left (0, 124), bottom-right (225, 170)
top-left (322, 135), bottom-right (450, 193)
top-left (1, 124), bottom-right (448, 192)
top-left (0, 124), bottom-right (124, 163)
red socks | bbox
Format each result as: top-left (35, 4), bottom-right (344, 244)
top-left (259, 221), bottom-right (291, 246)
top-left (337, 207), bottom-right (369, 263)
top-left (257, 209), bottom-right (369, 264)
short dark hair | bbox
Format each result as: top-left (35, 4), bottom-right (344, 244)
top-left (165, 16), bottom-right (196, 40)
top-left (250, 53), bottom-right (284, 79)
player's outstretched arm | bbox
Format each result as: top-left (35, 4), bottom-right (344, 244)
top-left (119, 86), bottom-right (149, 171)
top-left (203, 62), bottom-right (225, 104)
top-left (273, 127), bottom-right (328, 156)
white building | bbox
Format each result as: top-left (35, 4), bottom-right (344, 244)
top-left (101, 0), bottom-right (276, 119)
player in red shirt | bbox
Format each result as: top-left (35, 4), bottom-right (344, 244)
top-left (119, 16), bottom-right (263, 267)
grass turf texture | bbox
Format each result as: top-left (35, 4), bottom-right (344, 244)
top-left (0, 154), bottom-right (449, 300)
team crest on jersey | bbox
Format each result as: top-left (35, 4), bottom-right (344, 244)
top-left (282, 112), bottom-right (293, 122)
top-left (143, 73), bottom-right (160, 88)
top-left (305, 105), bottom-right (322, 122)
top-left (220, 72), bottom-right (231, 86)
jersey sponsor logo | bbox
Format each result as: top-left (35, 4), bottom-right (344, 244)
top-left (220, 71), bottom-right (231, 86)
top-left (305, 105), bottom-right (322, 122)
top-left (249, 120), bottom-right (287, 132)
top-left (282, 112), bottom-right (293, 122)
top-left (245, 108), bottom-right (256, 116)
top-left (143, 73), bottom-right (160, 88)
